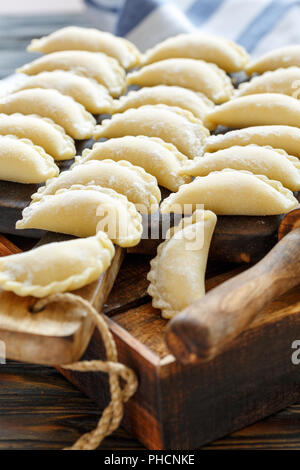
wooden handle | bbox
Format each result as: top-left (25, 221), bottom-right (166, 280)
top-left (166, 227), bottom-right (300, 364)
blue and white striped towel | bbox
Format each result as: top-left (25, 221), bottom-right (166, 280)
top-left (84, 0), bottom-right (300, 58)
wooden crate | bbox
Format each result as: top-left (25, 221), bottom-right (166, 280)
top-left (60, 255), bottom-right (300, 449)
top-left (0, 227), bottom-right (299, 449)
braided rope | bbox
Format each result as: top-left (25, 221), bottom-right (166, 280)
top-left (33, 293), bottom-right (138, 450)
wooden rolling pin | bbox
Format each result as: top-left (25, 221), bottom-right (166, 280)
top-left (165, 207), bottom-right (300, 364)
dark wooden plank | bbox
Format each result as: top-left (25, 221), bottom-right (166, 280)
top-left (204, 405), bottom-right (300, 450)
top-left (103, 254), bottom-right (152, 315)
top-left (2, 360), bottom-right (300, 450)
top-left (0, 69), bottom-right (293, 256)
top-left (111, 266), bottom-right (245, 360)
top-left (130, 212), bottom-right (283, 263)
top-left (0, 360), bottom-right (143, 450)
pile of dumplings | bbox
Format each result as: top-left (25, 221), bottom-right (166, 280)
top-left (0, 26), bottom-right (299, 320)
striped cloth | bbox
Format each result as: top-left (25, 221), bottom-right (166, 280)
top-left (85, 0), bottom-right (300, 57)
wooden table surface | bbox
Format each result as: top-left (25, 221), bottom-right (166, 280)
top-left (1, 13), bottom-right (300, 451)
top-left (1, 359), bottom-right (300, 450)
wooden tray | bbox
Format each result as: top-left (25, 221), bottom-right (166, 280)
top-left (1, 235), bottom-right (300, 449)
top-left (61, 258), bottom-right (300, 449)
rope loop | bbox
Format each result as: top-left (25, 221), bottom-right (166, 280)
top-left (34, 293), bottom-right (138, 450)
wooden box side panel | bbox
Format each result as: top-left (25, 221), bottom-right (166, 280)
top-left (61, 320), bottom-right (165, 450)
top-left (157, 290), bottom-right (300, 449)
top-left (62, 285), bottom-right (300, 450)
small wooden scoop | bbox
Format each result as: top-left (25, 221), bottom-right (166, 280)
top-left (0, 235), bottom-right (124, 365)
top-left (165, 207), bottom-right (300, 364)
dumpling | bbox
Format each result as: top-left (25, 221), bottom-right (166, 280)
top-left (76, 136), bottom-right (192, 192)
top-left (127, 59), bottom-right (233, 103)
top-left (160, 169), bottom-right (298, 215)
top-left (236, 67), bottom-right (300, 98)
top-left (143, 33), bottom-right (249, 72)
top-left (12, 71), bottom-right (114, 114)
top-left (0, 135), bottom-right (58, 183)
top-left (0, 113), bottom-right (75, 160)
top-left (0, 88), bottom-right (96, 139)
top-left (27, 26), bottom-right (141, 69)
top-left (113, 85), bottom-right (214, 120)
top-left (17, 51), bottom-right (126, 97)
top-left (246, 45), bottom-right (300, 75)
top-left (203, 125), bottom-right (300, 159)
top-left (16, 185), bottom-right (142, 247)
top-left (147, 210), bottom-right (217, 319)
top-left (94, 105), bottom-right (209, 159)
top-left (32, 159), bottom-right (161, 213)
top-left (205, 94), bottom-right (300, 131)
top-left (0, 231), bottom-right (115, 297)
top-left (181, 145), bottom-right (300, 191)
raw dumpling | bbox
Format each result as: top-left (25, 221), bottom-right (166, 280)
top-left (127, 59), bottom-right (233, 103)
top-left (17, 51), bottom-right (126, 97)
top-left (181, 145), bottom-right (300, 191)
top-left (246, 45), bottom-right (300, 75)
top-left (0, 113), bottom-right (75, 160)
top-left (0, 231), bottom-right (115, 297)
top-left (12, 71), bottom-right (114, 114)
top-left (203, 125), bottom-right (300, 159)
top-left (94, 105), bottom-right (209, 159)
top-left (113, 85), bottom-right (214, 120)
top-left (205, 94), bottom-right (300, 130)
top-left (0, 88), bottom-right (96, 139)
top-left (16, 185), bottom-right (143, 247)
top-left (147, 210), bottom-right (217, 319)
top-left (28, 26), bottom-right (141, 69)
top-left (76, 136), bottom-right (192, 192)
top-left (32, 159), bottom-right (161, 213)
top-left (143, 33), bottom-right (249, 72)
top-left (236, 67), bottom-right (300, 98)
top-left (0, 135), bottom-right (58, 183)
top-left (160, 169), bottom-right (298, 215)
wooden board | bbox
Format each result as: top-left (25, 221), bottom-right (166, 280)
top-left (0, 235), bottom-right (124, 365)
top-left (0, 70), bottom-right (292, 264)
top-left (0, 174), bottom-right (292, 264)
